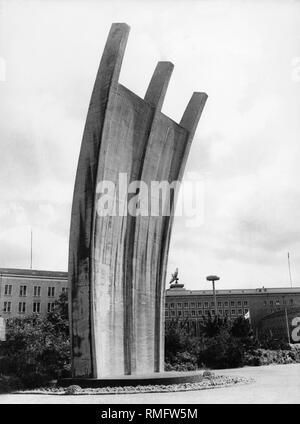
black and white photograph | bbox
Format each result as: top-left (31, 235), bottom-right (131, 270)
top-left (0, 0), bottom-right (300, 412)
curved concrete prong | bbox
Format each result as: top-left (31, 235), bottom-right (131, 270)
top-left (180, 92), bottom-right (208, 139)
top-left (69, 22), bottom-right (130, 379)
top-left (89, 23), bottom-right (130, 111)
top-left (144, 61), bottom-right (174, 111)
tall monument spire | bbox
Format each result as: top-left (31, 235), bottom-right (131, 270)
top-left (68, 23), bottom-right (207, 378)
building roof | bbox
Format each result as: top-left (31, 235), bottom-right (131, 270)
top-left (166, 286), bottom-right (300, 296)
top-left (0, 268), bottom-right (299, 293)
top-left (0, 268), bottom-right (68, 280)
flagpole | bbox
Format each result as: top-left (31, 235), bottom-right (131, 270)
top-left (287, 252), bottom-right (292, 288)
top-left (285, 306), bottom-right (291, 344)
top-left (30, 229), bottom-right (33, 270)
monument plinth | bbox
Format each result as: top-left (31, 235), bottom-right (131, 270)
top-left (68, 23), bottom-right (207, 380)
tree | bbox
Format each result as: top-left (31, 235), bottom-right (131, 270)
top-left (164, 315), bottom-right (257, 370)
top-left (199, 314), bottom-right (230, 337)
top-left (164, 319), bottom-right (198, 370)
top-left (47, 291), bottom-right (69, 336)
top-left (230, 316), bottom-right (258, 350)
top-left (230, 316), bottom-right (252, 338)
top-left (165, 318), bottom-right (190, 361)
top-left (0, 293), bottom-right (70, 388)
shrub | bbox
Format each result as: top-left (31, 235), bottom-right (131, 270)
top-left (245, 347), bottom-right (300, 366)
top-left (165, 319), bottom-right (197, 362)
top-left (165, 316), bottom-right (257, 371)
top-left (0, 293), bottom-right (70, 388)
top-left (0, 374), bottom-right (23, 394)
top-left (200, 315), bottom-right (230, 338)
top-left (165, 350), bottom-right (198, 371)
top-left (197, 330), bottom-right (245, 369)
top-left (259, 335), bottom-right (291, 351)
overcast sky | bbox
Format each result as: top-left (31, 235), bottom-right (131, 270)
top-left (0, 0), bottom-right (300, 290)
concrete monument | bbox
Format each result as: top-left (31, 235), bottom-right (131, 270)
top-left (68, 23), bottom-right (207, 379)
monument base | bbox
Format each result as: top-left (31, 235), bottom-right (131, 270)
top-left (59, 371), bottom-right (207, 388)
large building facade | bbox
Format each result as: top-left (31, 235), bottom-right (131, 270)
top-left (165, 282), bottom-right (300, 338)
top-left (0, 268), bottom-right (68, 318)
top-left (1, 267), bottom-right (300, 342)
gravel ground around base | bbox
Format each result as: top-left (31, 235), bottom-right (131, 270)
top-left (14, 375), bottom-right (253, 395)
top-left (1, 363), bottom-right (299, 403)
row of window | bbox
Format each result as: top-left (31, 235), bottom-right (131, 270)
top-left (167, 300), bottom-right (248, 309)
top-left (263, 299), bottom-right (294, 306)
top-left (3, 284), bottom-right (68, 297)
top-left (3, 301), bottom-right (56, 314)
top-left (165, 308), bottom-right (249, 318)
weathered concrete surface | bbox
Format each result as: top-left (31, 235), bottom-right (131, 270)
top-left (69, 23), bottom-right (207, 378)
top-left (69, 23), bottom-right (130, 378)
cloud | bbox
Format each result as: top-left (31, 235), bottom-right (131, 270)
top-left (0, 1), bottom-right (300, 289)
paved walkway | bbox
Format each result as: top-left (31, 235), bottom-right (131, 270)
top-left (0, 363), bottom-right (299, 404)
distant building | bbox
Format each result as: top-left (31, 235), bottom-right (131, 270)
top-left (0, 268), bottom-right (68, 318)
top-left (258, 306), bottom-right (300, 341)
top-left (1, 268), bottom-right (300, 343)
top-left (165, 281), bottom-right (300, 339)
